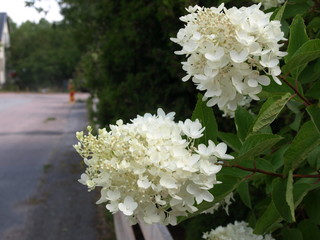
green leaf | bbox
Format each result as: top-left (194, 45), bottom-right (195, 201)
top-left (259, 125), bottom-right (273, 134)
top-left (271, 2), bottom-right (287, 21)
top-left (235, 133), bottom-right (283, 162)
top-left (258, 90), bottom-right (288, 99)
top-left (298, 59), bottom-right (320, 84)
top-left (286, 170), bottom-right (295, 222)
top-left (272, 177), bottom-right (295, 222)
top-left (267, 145), bottom-right (289, 171)
top-left (219, 166), bottom-right (248, 178)
top-left (298, 219), bottom-right (320, 240)
top-left (211, 174), bottom-right (240, 199)
top-left (282, 40), bottom-right (320, 75)
top-left (305, 190), bottom-right (320, 225)
top-left (306, 81), bottom-right (320, 99)
top-left (235, 107), bottom-right (254, 142)
top-left (283, 121), bottom-right (320, 174)
top-left (217, 131), bottom-right (242, 152)
top-left (220, 167), bottom-right (248, 178)
top-left (240, 157), bottom-right (275, 173)
top-left (252, 93), bottom-right (291, 132)
top-left (192, 94), bottom-right (218, 143)
top-left (237, 181), bottom-right (252, 209)
top-left (307, 16), bottom-right (320, 30)
top-left (262, 81), bottom-right (293, 95)
top-left (306, 105), bottom-right (320, 133)
top-left (289, 111), bottom-right (303, 132)
top-left (281, 19), bottom-right (290, 38)
top-left (281, 229), bottom-right (303, 240)
top-left (217, 0), bottom-right (232, 5)
top-left (287, 101), bottom-right (302, 114)
top-left (254, 201), bottom-right (282, 234)
top-left (255, 179), bottom-right (320, 234)
top-left (256, 158), bottom-right (276, 172)
top-left (285, 15), bottom-right (309, 63)
top-left (293, 179), bottom-right (320, 207)
top-left (307, 146), bottom-right (320, 169)
top-left (283, 0), bottom-right (313, 19)
top-left (247, 211), bottom-right (257, 228)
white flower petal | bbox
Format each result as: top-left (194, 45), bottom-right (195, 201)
top-left (160, 176), bottom-right (178, 189)
top-left (182, 74), bottom-right (191, 82)
top-left (247, 79), bottom-right (258, 87)
top-left (257, 75), bottom-right (270, 86)
top-left (183, 41), bottom-right (198, 52)
top-left (205, 48), bottom-right (224, 62)
top-left (272, 75), bottom-right (282, 85)
top-left (230, 49), bottom-right (249, 63)
top-left (118, 196), bottom-right (138, 216)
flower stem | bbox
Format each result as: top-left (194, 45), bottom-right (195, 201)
top-left (280, 75), bottom-right (312, 106)
top-left (222, 163), bottom-right (320, 179)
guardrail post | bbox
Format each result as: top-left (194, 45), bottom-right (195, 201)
top-left (114, 212), bottom-right (174, 240)
top-left (139, 221), bottom-right (174, 240)
top-left (114, 212), bottom-right (136, 240)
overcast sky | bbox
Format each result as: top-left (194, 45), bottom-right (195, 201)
top-left (0, 0), bottom-right (63, 26)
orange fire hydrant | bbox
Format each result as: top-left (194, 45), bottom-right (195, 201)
top-left (68, 80), bottom-right (75, 103)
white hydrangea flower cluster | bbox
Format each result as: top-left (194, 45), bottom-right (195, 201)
top-left (253, 0), bottom-right (285, 10)
top-left (74, 109), bottom-right (233, 225)
top-left (171, 4), bottom-right (287, 116)
top-left (203, 221), bottom-right (275, 240)
top-left (202, 192), bottom-right (234, 215)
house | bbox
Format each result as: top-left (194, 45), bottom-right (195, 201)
top-left (0, 13), bottom-right (10, 86)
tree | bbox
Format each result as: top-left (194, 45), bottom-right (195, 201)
top-left (8, 18), bottom-right (80, 90)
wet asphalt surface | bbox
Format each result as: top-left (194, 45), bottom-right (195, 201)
top-left (0, 93), bottom-right (98, 240)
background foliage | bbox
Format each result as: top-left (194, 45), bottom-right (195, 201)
top-left (58, 0), bottom-right (202, 125)
top-left (7, 18), bottom-right (80, 90)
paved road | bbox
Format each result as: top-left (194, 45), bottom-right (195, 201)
top-left (0, 93), bottom-right (99, 240)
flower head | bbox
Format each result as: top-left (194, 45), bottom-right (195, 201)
top-left (203, 221), bottom-right (275, 240)
top-left (171, 4), bottom-right (286, 116)
top-left (75, 109), bottom-right (233, 225)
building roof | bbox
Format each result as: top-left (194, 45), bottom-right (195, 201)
top-left (0, 12), bottom-right (7, 41)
